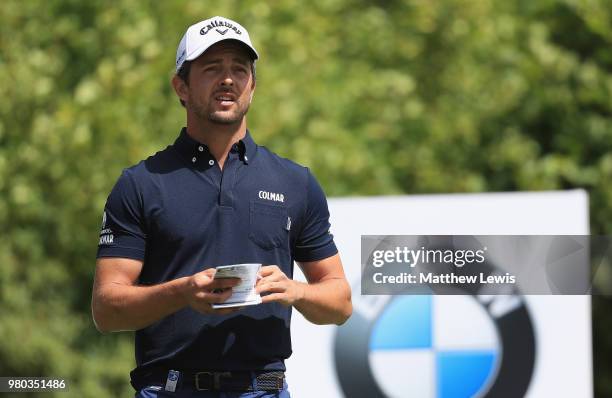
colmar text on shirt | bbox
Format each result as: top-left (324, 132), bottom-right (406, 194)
top-left (259, 190), bottom-right (284, 203)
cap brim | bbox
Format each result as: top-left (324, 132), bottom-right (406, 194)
top-left (185, 38), bottom-right (258, 63)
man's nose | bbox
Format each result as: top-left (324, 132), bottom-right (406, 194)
top-left (220, 76), bottom-right (233, 86)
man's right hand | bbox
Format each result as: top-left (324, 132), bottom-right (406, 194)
top-left (183, 268), bottom-right (242, 315)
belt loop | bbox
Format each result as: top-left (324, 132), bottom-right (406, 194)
top-left (215, 372), bottom-right (231, 389)
top-left (213, 373), bottom-right (221, 390)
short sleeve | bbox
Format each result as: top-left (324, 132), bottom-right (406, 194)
top-left (293, 169), bottom-right (338, 262)
top-left (96, 170), bottom-right (147, 260)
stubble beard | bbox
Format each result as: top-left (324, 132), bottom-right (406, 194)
top-left (191, 97), bottom-right (250, 125)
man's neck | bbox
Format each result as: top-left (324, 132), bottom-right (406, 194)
top-left (185, 116), bottom-right (247, 170)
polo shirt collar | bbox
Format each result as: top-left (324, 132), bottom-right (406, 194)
top-left (173, 127), bottom-right (257, 166)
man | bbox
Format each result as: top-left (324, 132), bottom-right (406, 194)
top-left (91, 16), bottom-right (352, 397)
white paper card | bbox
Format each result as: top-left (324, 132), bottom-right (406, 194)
top-left (212, 263), bottom-right (262, 309)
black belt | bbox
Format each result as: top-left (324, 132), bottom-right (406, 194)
top-left (142, 370), bottom-right (285, 392)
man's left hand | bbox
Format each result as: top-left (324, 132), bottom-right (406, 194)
top-left (255, 265), bottom-right (305, 306)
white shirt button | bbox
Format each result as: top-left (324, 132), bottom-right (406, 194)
top-left (209, 159), bottom-right (215, 166)
top-left (192, 157), bottom-right (197, 163)
top-left (198, 146), bottom-right (204, 152)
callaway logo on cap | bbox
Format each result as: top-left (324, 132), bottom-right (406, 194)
top-left (175, 16), bottom-right (259, 72)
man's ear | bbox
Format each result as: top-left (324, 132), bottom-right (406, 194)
top-left (249, 81), bottom-right (256, 103)
top-left (172, 75), bottom-right (189, 104)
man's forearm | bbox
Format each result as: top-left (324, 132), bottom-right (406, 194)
top-left (92, 277), bottom-right (188, 332)
top-left (293, 278), bottom-right (352, 325)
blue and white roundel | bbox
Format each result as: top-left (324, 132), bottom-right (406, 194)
top-left (368, 295), bottom-right (501, 398)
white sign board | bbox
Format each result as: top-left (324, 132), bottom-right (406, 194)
top-left (287, 190), bottom-right (592, 398)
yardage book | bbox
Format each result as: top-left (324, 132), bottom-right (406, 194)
top-left (212, 263), bottom-right (262, 309)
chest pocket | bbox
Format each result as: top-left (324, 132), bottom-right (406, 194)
top-left (249, 201), bottom-right (289, 250)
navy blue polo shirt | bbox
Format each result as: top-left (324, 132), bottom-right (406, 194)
top-left (96, 128), bottom-right (337, 388)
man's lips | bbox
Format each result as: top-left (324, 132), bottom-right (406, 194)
top-left (214, 92), bottom-right (237, 106)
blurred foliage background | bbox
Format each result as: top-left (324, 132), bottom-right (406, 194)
top-left (1, 0), bottom-right (611, 396)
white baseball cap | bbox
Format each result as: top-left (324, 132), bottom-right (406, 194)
top-left (175, 16), bottom-right (259, 72)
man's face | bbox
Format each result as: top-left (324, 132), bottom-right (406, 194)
top-left (185, 41), bottom-right (255, 125)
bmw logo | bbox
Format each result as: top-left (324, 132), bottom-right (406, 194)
top-left (334, 286), bottom-right (536, 397)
